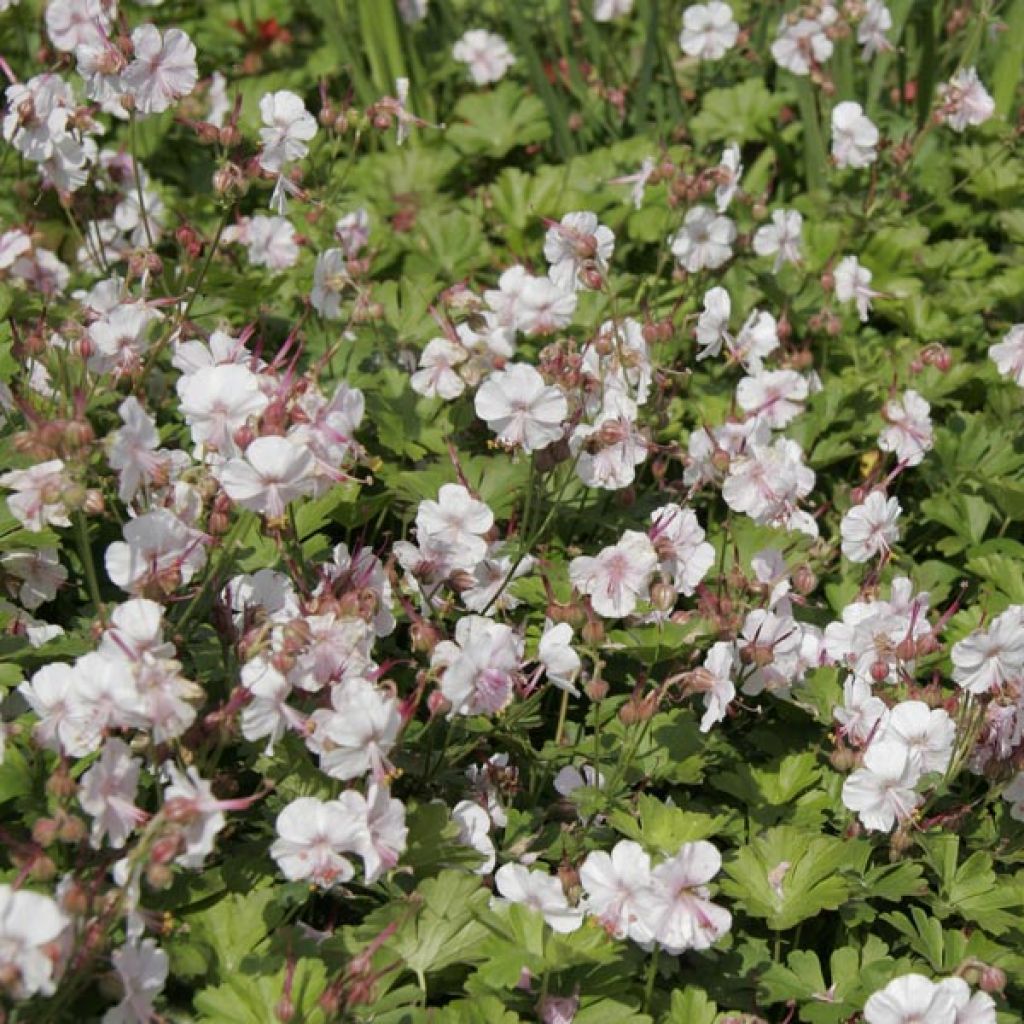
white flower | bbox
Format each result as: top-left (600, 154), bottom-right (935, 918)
top-left (324, 784), bottom-right (406, 883)
top-left (635, 841), bottom-right (731, 953)
top-left (878, 389), bottom-right (932, 468)
top-left (841, 741), bottom-right (922, 832)
top-left (831, 101), bottom-right (879, 169)
top-left (258, 90), bottom-right (317, 174)
top-left (431, 615), bottom-right (523, 716)
top-left (1, 547), bottom-right (66, 609)
top-left (216, 436), bottom-right (316, 520)
top-left (649, 503), bottom-right (714, 596)
top-left (494, 863), bottom-right (584, 933)
top-left (416, 484), bottom-right (494, 571)
top-left (939, 977), bottom-right (997, 1024)
top-left (834, 255), bottom-right (880, 321)
top-left (834, 675), bottom-right (886, 746)
top-left (863, 974), bottom-right (958, 1024)
top-left (858, 1), bottom-right (893, 60)
top-left (543, 211), bottom-right (615, 292)
top-left (310, 248), bottom-right (350, 319)
top-left (245, 215), bottom-right (299, 270)
top-left (569, 530), bottom-right (658, 618)
top-left (103, 939), bottom-right (169, 1024)
top-left (539, 620), bottom-right (581, 695)
top-left (240, 658), bottom-right (300, 753)
top-left (840, 491), bottom-right (901, 562)
top-left (951, 605), bottom-right (1024, 695)
top-left (452, 800), bottom-right (496, 874)
top-left (105, 509), bottom-right (208, 595)
top-left (176, 363), bottom-right (269, 458)
top-left (79, 738), bottom-right (145, 849)
top-left (161, 763), bottom-right (238, 868)
top-left (878, 700), bottom-right (955, 775)
top-left (593, 0), bottom-right (634, 21)
top-left (411, 338), bottom-right (468, 400)
top-left (937, 67), bottom-right (995, 132)
top-left (453, 30), bottom-right (516, 86)
top-left (309, 681), bottom-right (401, 781)
top-left (771, 6), bottom-right (837, 75)
top-left (669, 206), bottom-right (736, 273)
top-left (335, 208), bottom-right (370, 257)
top-left (752, 209), bottom-right (803, 272)
top-left (122, 25), bottom-right (198, 115)
top-left (475, 364), bottom-right (567, 453)
top-left (46, 0), bottom-right (110, 52)
top-left (580, 840), bottom-right (653, 941)
top-left (1, 459), bottom-right (70, 532)
top-left (989, 324), bottom-right (1024, 386)
top-left (736, 369), bottom-right (808, 429)
top-left (516, 275), bottom-right (578, 335)
top-left (695, 641), bottom-right (737, 732)
top-left (0, 884), bottom-right (69, 998)
top-left (695, 286), bottom-right (732, 360)
top-left (679, 3), bottom-right (739, 60)
top-left (715, 142), bottom-right (742, 211)
top-left (270, 797), bottom-right (361, 888)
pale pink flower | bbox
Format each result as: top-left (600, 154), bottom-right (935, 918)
top-left (878, 389), bottom-right (933, 467)
top-left (431, 615), bottom-right (524, 716)
top-left (475, 363), bottom-right (567, 452)
top-left (937, 67), bottom-right (995, 132)
top-left (864, 974), bottom-right (958, 1024)
top-left (122, 25), bottom-right (198, 115)
top-left (494, 863), bottom-right (584, 933)
top-left (308, 681), bottom-right (401, 781)
top-left (1, 459), bottom-right (71, 532)
top-left (79, 737), bottom-right (145, 849)
top-left (841, 741), bottom-right (922, 832)
top-left (736, 369), bottom-right (808, 429)
top-left (580, 840), bottom-right (653, 941)
top-left (103, 939), bottom-right (169, 1024)
top-left (669, 206), bottom-right (736, 273)
top-left (452, 29), bottom-right (516, 86)
top-left (216, 436), bottom-right (316, 519)
top-left (679, 2), bottom-right (739, 59)
top-left (543, 211), bottom-right (615, 293)
top-left (270, 797), bottom-right (360, 888)
top-left (411, 338), bottom-right (468, 400)
top-left (104, 508), bottom-right (208, 594)
top-left (0, 885), bottom-right (69, 998)
top-left (569, 530), bottom-right (658, 618)
top-left (832, 101), bottom-right (879, 169)
top-left (989, 324), bottom-right (1024, 386)
top-left (1, 547), bottom-right (66, 609)
top-left (258, 90), bottom-right (317, 174)
top-left (834, 255), bottom-right (880, 321)
top-left (752, 209), bottom-right (803, 272)
top-left (840, 491), bottom-right (901, 563)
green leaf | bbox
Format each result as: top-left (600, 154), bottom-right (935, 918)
top-left (447, 82), bottom-right (552, 159)
top-left (721, 828), bottom-right (865, 930)
top-left (661, 987), bottom-right (718, 1024)
top-left (690, 79), bottom-right (787, 145)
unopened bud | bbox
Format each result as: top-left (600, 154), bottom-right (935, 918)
top-left (145, 862), bottom-right (174, 890)
top-left (979, 965), bottom-right (1007, 994)
top-left (83, 489), bottom-right (105, 516)
top-left (792, 564), bottom-right (817, 595)
top-left (870, 660), bottom-right (890, 683)
top-left (30, 855), bottom-right (57, 882)
top-left (275, 996), bottom-right (295, 1022)
top-left (585, 676), bottom-right (609, 701)
top-left (650, 582), bottom-right (677, 613)
top-left (829, 745), bottom-right (858, 772)
top-left (32, 818), bottom-right (59, 847)
top-left (581, 618), bottom-right (604, 646)
top-left (56, 814), bottom-right (86, 844)
top-left (410, 620), bottom-right (441, 654)
top-left (427, 690), bottom-right (451, 718)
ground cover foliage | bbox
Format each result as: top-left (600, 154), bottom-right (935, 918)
top-left (0, 0), bottom-right (1023, 1020)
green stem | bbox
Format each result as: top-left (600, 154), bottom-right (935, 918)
top-left (554, 688), bottom-right (570, 745)
top-left (74, 513), bottom-right (103, 612)
top-left (181, 205), bottom-right (231, 325)
top-left (642, 945), bottom-right (661, 1012)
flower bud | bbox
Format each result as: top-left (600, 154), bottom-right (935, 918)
top-left (585, 676), bottom-right (609, 701)
top-left (30, 855), bottom-right (57, 882)
top-left (46, 767), bottom-right (76, 800)
top-left (829, 745), bottom-right (858, 772)
top-left (56, 814), bottom-right (87, 844)
top-left (83, 489), bottom-right (105, 516)
top-left (145, 862), bottom-right (174, 890)
top-left (979, 965), bottom-right (1007, 994)
top-left (410, 620), bottom-right (441, 654)
top-left (581, 618), bottom-right (604, 646)
top-left (275, 996), bottom-right (295, 1022)
top-left (32, 818), bottom-right (59, 847)
top-left (792, 564), bottom-right (817, 595)
top-left (870, 660), bottom-right (890, 684)
top-left (426, 689), bottom-right (451, 718)
top-left (650, 581), bottom-right (677, 613)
